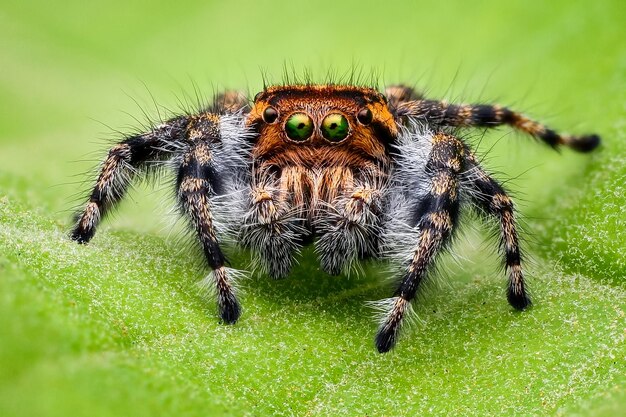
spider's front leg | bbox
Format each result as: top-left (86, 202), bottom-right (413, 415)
top-left (175, 113), bottom-right (247, 323)
top-left (394, 95), bottom-right (600, 152)
top-left (376, 133), bottom-right (463, 353)
top-left (71, 116), bottom-right (189, 243)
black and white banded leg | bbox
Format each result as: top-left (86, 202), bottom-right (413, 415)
top-left (463, 153), bottom-right (531, 310)
top-left (71, 116), bottom-right (188, 243)
top-left (395, 99), bottom-right (600, 152)
top-left (175, 114), bottom-right (244, 323)
top-left (377, 133), bottom-right (464, 353)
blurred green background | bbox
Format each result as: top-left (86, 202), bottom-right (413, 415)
top-left (1, 1), bottom-right (625, 416)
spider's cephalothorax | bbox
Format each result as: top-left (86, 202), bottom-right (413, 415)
top-left (71, 83), bottom-right (600, 352)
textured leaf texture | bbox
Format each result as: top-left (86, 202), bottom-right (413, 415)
top-left (1, 1), bottom-right (624, 416)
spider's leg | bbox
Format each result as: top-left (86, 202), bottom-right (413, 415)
top-left (463, 152), bottom-right (530, 310)
top-left (384, 84), bottom-right (423, 110)
top-left (316, 181), bottom-right (384, 276)
top-left (71, 116), bottom-right (189, 243)
top-left (395, 99), bottom-right (600, 152)
top-left (376, 133), bottom-right (463, 353)
top-left (239, 167), bottom-right (304, 279)
top-left (211, 90), bottom-right (250, 114)
top-left (175, 114), bottom-right (246, 323)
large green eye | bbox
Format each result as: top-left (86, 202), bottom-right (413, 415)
top-left (321, 113), bottom-right (350, 142)
top-left (285, 113), bottom-right (314, 141)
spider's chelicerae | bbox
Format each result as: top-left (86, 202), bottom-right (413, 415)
top-left (71, 83), bottom-right (600, 352)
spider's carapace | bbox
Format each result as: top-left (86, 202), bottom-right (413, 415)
top-left (71, 82), bottom-right (600, 352)
top-left (247, 85), bottom-right (396, 221)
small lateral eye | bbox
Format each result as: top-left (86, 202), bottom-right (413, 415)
top-left (262, 106), bottom-right (279, 123)
top-left (285, 113), bottom-right (314, 141)
top-left (321, 113), bottom-right (350, 142)
top-left (357, 107), bottom-right (373, 125)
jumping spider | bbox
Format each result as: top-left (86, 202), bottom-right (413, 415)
top-left (71, 83), bottom-right (600, 352)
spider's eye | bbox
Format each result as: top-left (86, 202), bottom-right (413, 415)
top-left (262, 106), bottom-right (279, 123)
top-left (321, 113), bottom-right (350, 142)
top-left (285, 113), bottom-right (314, 141)
top-left (357, 108), bottom-right (373, 125)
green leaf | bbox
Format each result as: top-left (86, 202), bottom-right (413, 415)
top-left (1, 1), bottom-right (624, 416)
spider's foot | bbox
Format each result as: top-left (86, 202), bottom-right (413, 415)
top-left (71, 202), bottom-right (100, 244)
top-left (219, 294), bottom-right (241, 324)
top-left (375, 325), bottom-right (400, 353)
top-left (563, 134), bottom-right (601, 153)
top-left (374, 297), bottom-right (410, 353)
top-left (507, 288), bottom-right (532, 311)
top-left (70, 226), bottom-right (95, 244)
top-left (213, 267), bottom-right (242, 324)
